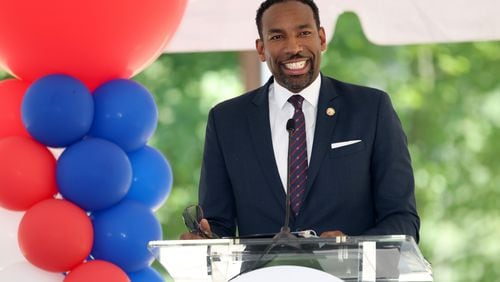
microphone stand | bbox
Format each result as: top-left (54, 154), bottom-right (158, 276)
top-left (229, 119), bottom-right (300, 281)
top-left (272, 118), bottom-right (299, 245)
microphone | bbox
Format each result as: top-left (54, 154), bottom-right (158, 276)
top-left (282, 118), bottom-right (295, 233)
top-left (286, 118), bottom-right (295, 133)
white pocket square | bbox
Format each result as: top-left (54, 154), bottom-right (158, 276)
top-left (331, 140), bottom-right (362, 149)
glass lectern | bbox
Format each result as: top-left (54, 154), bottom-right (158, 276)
top-left (149, 235), bottom-right (432, 282)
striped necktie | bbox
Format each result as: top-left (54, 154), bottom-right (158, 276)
top-left (287, 95), bottom-right (308, 216)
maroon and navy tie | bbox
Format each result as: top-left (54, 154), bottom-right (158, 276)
top-left (287, 95), bottom-right (308, 216)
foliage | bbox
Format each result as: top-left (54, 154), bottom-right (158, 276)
top-left (322, 14), bottom-right (500, 282)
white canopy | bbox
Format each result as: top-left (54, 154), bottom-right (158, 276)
top-left (166, 0), bottom-right (500, 52)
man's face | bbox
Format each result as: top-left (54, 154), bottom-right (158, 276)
top-left (256, 1), bottom-right (326, 93)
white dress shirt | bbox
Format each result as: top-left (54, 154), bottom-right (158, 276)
top-left (268, 75), bottom-right (321, 191)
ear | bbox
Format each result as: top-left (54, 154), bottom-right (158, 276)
top-left (319, 27), bottom-right (327, 51)
top-left (255, 39), bottom-right (266, 62)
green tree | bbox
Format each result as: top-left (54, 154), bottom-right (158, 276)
top-left (321, 14), bottom-right (500, 282)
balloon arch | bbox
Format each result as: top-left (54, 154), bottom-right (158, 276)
top-left (0, 0), bottom-right (187, 281)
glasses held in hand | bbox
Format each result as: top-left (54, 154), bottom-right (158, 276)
top-left (182, 205), bottom-right (218, 239)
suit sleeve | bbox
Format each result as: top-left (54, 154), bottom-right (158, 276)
top-left (198, 108), bottom-right (237, 237)
top-left (363, 92), bottom-right (420, 242)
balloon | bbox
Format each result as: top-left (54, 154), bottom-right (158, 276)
top-left (0, 79), bottom-right (30, 139)
top-left (0, 136), bottom-right (57, 211)
top-left (64, 260), bottom-right (129, 282)
top-left (21, 74), bottom-right (93, 147)
top-left (18, 199), bottom-right (93, 272)
top-left (91, 200), bottom-right (162, 272)
top-left (125, 146), bottom-right (173, 210)
top-left (90, 79), bottom-right (158, 152)
top-left (0, 209), bottom-right (24, 268)
top-left (0, 261), bottom-right (64, 282)
top-left (0, 0), bottom-right (187, 90)
top-left (128, 267), bottom-right (164, 282)
top-left (57, 138), bottom-right (132, 211)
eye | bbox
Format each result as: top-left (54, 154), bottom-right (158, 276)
top-left (299, 30), bottom-right (312, 37)
top-left (269, 34), bottom-right (284, 41)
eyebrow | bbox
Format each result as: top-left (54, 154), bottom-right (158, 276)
top-left (297, 23), bottom-right (313, 29)
top-left (267, 28), bottom-right (285, 34)
top-left (267, 23), bottom-right (314, 34)
top-left (267, 23), bottom-right (312, 33)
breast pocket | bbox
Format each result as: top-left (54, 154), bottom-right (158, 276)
top-left (329, 141), bottom-right (365, 159)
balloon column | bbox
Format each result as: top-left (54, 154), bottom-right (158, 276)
top-left (0, 0), bottom-right (186, 281)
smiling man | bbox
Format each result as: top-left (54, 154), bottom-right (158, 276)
top-left (181, 0), bottom-right (420, 242)
top-left (256, 0), bottom-right (325, 93)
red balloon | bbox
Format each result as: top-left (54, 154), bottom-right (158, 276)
top-left (64, 260), bottom-right (130, 282)
top-left (0, 0), bottom-right (187, 90)
top-left (18, 199), bottom-right (94, 272)
top-left (0, 136), bottom-right (57, 211)
top-left (0, 79), bottom-right (30, 139)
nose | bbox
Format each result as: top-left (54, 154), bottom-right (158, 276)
top-left (285, 37), bottom-right (303, 55)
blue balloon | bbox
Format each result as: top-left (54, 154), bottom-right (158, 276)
top-left (91, 200), bottom-right (162, 272)
top-left (21, 74), bottom-right (93, 147)
top-left (125, 146), bottom-right (173, 210)
top-left (128, 267), bottom-right (164, 282)
top-left (56, 138), bottom-right (132, 211)
top-left (90, 79), bottom-right (158, 152)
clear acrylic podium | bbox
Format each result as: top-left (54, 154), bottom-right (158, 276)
top-left (149, 235), bottom-right (432, 282)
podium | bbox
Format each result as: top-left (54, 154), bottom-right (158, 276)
top-left (149, 235), bottom-right (432, 282)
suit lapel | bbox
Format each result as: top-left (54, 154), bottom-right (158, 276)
top-left (304, 76), bottom-right (341, 201)
top-left (247, 79), bottom-right (287, 213)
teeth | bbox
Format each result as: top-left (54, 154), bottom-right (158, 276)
top-left (285, 60), bottom-right (306, 70)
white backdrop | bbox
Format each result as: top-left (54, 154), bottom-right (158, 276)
top-left (166, 0), bottom-right (500, 53)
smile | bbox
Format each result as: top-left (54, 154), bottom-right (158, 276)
top-left (284, 60), bottom-right (307, 70)
top-left (281, 59), bottom-right (310, 75)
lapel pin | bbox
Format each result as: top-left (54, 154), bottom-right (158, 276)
top-left (326, 107), bottom-right (336, 117)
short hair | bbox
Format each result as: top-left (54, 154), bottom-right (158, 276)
top-left (255, 0), bottom-right (321, 38)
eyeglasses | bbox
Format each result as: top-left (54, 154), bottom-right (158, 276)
top-left (182, 205), bottom-right (218, 239)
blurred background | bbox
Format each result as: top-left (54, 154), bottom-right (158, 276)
top-left (2, 13), bottom-right (498, 282)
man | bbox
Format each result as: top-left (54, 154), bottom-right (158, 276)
top-left (181, 0), bottom-right (420, 241)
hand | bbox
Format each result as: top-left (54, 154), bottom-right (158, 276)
top-left (179, 219), bottom-right (213, 240)
top-left (319, 230), bottom-right (346, 238)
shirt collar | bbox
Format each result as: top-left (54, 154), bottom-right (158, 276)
top-left (272, 74), bottom-right (321, 110)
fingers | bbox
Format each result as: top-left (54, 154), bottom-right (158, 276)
top-left (179, 219), bottom-right (213, 240)
top-left (179, 232), bottom-right (205, 240)
top-left (199, 219), bottom-right (211, 233)
top-left (199, 219), bottom-right (217, 238)
top-left (319, 230), bottom-right (346, 238)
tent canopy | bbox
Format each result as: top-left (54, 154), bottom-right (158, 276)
top-left (166, 0), bottom-right (500, 53)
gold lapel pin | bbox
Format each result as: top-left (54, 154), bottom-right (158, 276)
top-left (326, 107), bottom-right (336, 117)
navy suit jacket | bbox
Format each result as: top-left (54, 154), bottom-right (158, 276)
top-left (199, 75), bottom-right (420, 242)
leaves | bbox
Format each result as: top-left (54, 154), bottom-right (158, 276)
top-left (323, 14), bottom-right (500, 282)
